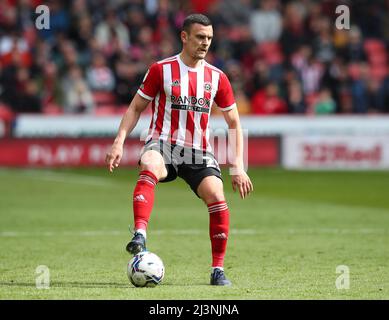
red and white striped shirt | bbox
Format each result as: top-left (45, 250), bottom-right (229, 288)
top-left (137, 54), bottom-right (236, 152)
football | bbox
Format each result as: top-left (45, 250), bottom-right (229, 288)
top-left (127, 251), bottom-right (165, 287)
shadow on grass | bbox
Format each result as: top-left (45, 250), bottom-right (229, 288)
top-left (0, 281), bottom-right (131, 289)
top-left (0, 281), bottom-right (209, 289)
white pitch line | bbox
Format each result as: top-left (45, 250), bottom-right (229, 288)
top-left (0, 169), bottom-right (118, 187)
top-left (0, 228), bottom-right (387, 237)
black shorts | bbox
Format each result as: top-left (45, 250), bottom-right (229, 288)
top-left (140, 140), bottom-right (223, 197)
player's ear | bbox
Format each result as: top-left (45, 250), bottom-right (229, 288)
top-left (181, 30), bottom-right (188, 44)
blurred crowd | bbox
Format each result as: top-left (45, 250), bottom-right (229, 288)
top-left (0, 0), bottom-right (389, 119)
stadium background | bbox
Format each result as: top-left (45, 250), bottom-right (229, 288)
top-left (1, 0), bottom-right (389, 300)
top-left (1, 0), bottom-right (389, 168)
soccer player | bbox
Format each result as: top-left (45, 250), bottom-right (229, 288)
top-left (105, 14), bottom-right (253, 286)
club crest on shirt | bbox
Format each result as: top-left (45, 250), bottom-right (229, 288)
top-left (171, 79), bottom-right (180, 87)
top-left (204, 82), bottom-right (212, 92)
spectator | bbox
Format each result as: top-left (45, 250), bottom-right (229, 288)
top-left (190, 0), bottom-right (219, 15)
top-left (249, 0), bottom-right (282, 44)
top-left (279, 1), bottom-right (309, 59)
top-left (354, 1), bottom-right (384, 39)
top-left (36, 61), bottom-right (63, 109)
top-left (217, 0), bottom-right (251, 27)
top-left (234, 88), bottom-right (252, 115)
top-left (20, 76), bottom-right (41, 113)
top-left (95, 9), bottom-right (130, 55)
top-left (113, 54), bottom-right (139, 104)
top-left (1, 50), bottom-right (40, 113)
top-left (0, 31), bottom-right (32, 68)
top-left (321, 57), bottom-right (348, 112)
top-left (69, 13), bottom-right (94, 67)
top-left (366, 79), bottom-right (386, 113)
top-left (37, 0), bottom-right (70, 45)
top-left (286, 79), bottom-right (306, 114)
top-left (86, 52), bottom-right (115, 92)
top-left (250, 60), bottom-right (270, 95)
top-left (126, 6), bottom-right (148, 45)
top-left (383, 0), bottom-right (389, 46)
top-left (251, 82), bottom-right (287, 115)
top-left (292, 45), bottom-right (324, 95)
top-left (340, 25), bottom-right (367, 63)
top-left (6, 65), bottom-right (41, 113)
top-left (348, 61), bottom-right (387, 115)
top-left (313, 88), bottom-right (336, 114)
top-left (0, 0), bottom-right (17, 32)
top-left (313, 16), bottom-right (335, 64)
top-left (0, 0), bottom-right (387, 115)
top-left (62, 65), bottom-right (94, 114)
top-left (55, 39), bottom-right (80, 73)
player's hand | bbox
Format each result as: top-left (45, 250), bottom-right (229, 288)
top-left (231, 170), bottom-right (253, 199)
top-left (105, 143), bottom-right (123, 173)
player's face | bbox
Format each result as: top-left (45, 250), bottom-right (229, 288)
top-left (182, 23), bottom-right (213, 60)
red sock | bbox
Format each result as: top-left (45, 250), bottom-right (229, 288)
top-left (208, 201), bottom-right (229, 268)
top-left (133, 170), bottom-right (158, 231)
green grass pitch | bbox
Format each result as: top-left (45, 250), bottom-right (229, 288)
top-left (0, 167), bottom-right (388, 299)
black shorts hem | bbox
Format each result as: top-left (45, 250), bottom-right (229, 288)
top-left (139, 140), bottom-right (222, 196)
top-left (179, 166), bottom-right (223, 198)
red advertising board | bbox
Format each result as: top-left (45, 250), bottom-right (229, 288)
top-left (0, 137), bottom-right (279, 167)
top-left (282, 135), bottom-right (389, 169)
top-left (0, 138), bottom-right (143, 167)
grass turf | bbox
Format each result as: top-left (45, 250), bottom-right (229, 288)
top-left (0, 167), bottom-right (388, 299)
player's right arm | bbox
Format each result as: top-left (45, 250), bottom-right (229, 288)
top-left (106, 93), bottom-right (150, 172)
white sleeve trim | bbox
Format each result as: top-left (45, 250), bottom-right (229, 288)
top-left (137, 89), bottom-right (154, 101)
top-left (219, 103), bottom-right (236, 112)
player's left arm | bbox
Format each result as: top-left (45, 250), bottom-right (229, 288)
top-left (214, 72), bottom-right (253, 199)
top-left (222, 107), bottom-right (254, 199)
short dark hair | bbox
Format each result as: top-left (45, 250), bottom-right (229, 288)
top-left (182, 14), bottom-right (212, 33)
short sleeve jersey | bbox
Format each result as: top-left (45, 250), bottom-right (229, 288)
top-left (137, 54), bottom-right (236, 152)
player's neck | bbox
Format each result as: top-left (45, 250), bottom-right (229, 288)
top-left (179, 52), bottom-right (203, 69)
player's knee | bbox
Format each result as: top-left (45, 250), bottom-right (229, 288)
top-left (140, 153), bottom-right (166, 180)
top-left (202, 191), bottom-right (225, 205)
top-left (140, 162), bottom-right (165, 180)
top-left (197, 176), bottom-right (225, 204)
